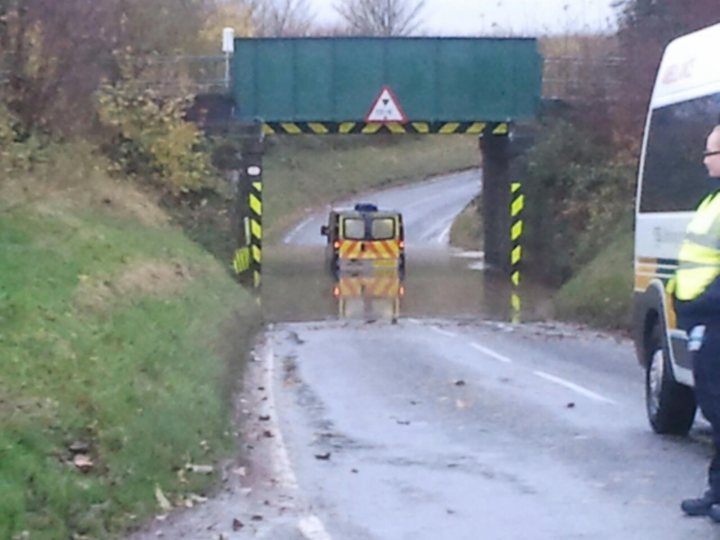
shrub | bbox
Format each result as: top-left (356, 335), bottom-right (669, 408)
top-left (522, 119), bottom-right (635, 285)
top-left (95, 56), bottom-right (215, 195)
top-left (0, 103), bottom-right (48, 175)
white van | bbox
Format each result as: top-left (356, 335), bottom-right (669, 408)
top-left (634, 23), bottom-right (720, 435)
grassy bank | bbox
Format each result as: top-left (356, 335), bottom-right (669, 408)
top-left (449, 196), bottom-right (483, 251)
top-left (553, 230), bottom-right (634, 331)
top-left (1, 135), bottom-right (480, 538)
top-left (0, 147), bottom-right (258, 539)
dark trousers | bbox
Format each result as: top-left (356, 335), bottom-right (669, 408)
top-left (693, 325), bottom-right (720, 498)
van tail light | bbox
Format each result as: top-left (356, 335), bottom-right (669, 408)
top-left (333, 286), bottom-right (341, 297)
top-left (333, 240), bottom-right (341, 249)
top-left (399, 286), bottom-right (405, 297)
top-left (399, 240), bottom-right (405, 249)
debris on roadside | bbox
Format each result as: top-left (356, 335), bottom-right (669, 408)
top-left (185, 463), bottom-right (214, 474)
top-left (73, 454), bottom-right (94, 473)
top-left (154, 485), bottom-right (173, 512)
top-left (68, 440), bottom-right (90, 454)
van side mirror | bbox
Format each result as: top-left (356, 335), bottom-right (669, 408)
top-left (321, 225), bottom-right (328, 236)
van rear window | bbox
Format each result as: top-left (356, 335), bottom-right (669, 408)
top-left (343, 218), bottom-right (365, 239)
top-left (640, 93), bottom-right (720, 212)
top-left (370, 218), bottom-right (395, 240)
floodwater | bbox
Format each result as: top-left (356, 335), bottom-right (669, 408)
top-left (262, 244), bottom-right (554, 324)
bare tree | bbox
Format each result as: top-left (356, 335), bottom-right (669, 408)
top-left (334, 0), bottom-right (425, 36)
top-left (612, 0), bottom-right (720, 144)
top-left (0, 0), bottom-right (123, 132)
top-left (0, 0), bottom-right (217, 133)
top-left (247, 0), bottom-right (316, 37)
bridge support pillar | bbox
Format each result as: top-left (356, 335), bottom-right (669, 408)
top-left (480, 131), bottom-right (511, 273)
top-left (229, 124), bottom-right (265, 289)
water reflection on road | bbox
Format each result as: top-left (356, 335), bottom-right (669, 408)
top-left (262, 245), bottom-right (553, 323)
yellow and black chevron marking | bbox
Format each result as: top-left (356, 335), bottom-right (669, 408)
top-left (338, 239), bottom-right (401, 260)
top-left (510, 182), bottom-right (524, 324)
top-left (249, 181), bottom-right (263, 288)
top-left (233, 247), bottom-right (251, 274)
top-left (262, 121), bottom-right (509, 136)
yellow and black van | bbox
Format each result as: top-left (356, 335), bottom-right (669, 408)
top-left (321, 203), bottom-right (405, 274)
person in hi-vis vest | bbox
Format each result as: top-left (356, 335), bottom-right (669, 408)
top-left (673, 124), bottom-right (720, 521)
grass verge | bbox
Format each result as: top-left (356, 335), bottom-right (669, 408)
top-left (449, 196), bottom-right (483, 251)
top-left (0, 146), bottom-right (258, 539)
top-left (552, 229), bottom-right (633, 331)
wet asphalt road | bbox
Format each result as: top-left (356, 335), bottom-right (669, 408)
top-left (263, 319), bottom-right (719, 540)
top-left (129, 171), bottom-right (720, 539)
top-left (282, 169), bottom-right (481, 247)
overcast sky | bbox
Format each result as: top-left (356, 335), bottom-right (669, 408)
top-left (310, 0), bottom-right (619, 36)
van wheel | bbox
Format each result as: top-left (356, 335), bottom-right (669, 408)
top-left (645, 323), bottom-right (696, 435)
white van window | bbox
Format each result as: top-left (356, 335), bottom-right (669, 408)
top-left (343, 218), bottom-right (365, 239)
top-left (370, 218), bottom-right (395, 240)
top-left (640, 92), bottom-right (720, 212)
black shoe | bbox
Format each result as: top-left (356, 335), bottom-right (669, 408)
top-left (709, 504), bottom-right (720, 522)
top-left (682, 491), bottom-right (716, 516)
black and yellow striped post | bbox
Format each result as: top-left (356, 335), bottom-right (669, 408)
top-left (510, 182), bottom-right (524, 323)
top-left (232, 125), bottom-right (264, 290)
top-left (248, 173), bottom-right (263, 288)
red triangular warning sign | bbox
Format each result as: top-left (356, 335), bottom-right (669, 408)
top-left (365, 86), bottom-right (407, 123)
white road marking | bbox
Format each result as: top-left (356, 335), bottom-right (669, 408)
top-left (470, 342), bottom-right (513, 364)
top-left (298, 515), bottom-right (333, 540)
top-left (419, 217), bottom-right (456, 244)
top-left (438, 222), bottom-right (453, 244)
top-left (453, 250), bottom-right (485, 259)
top-left (283, 216), bottom-right (314, 244)
top-left (431, 326), bottom-right (458, 338)
top-left (261, 341), bottom-right (299, 489)
top-left (263, 338), bottom-right (333, 540)
top-left (534, 370), bottom-right (618, 405)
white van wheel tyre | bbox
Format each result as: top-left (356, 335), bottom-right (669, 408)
top-left (645, 324), bottom-right (696, 435)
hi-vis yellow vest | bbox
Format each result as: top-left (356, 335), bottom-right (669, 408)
top-left (673, 191), bottom-right (720, 301)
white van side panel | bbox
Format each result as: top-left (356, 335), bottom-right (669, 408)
top-left (634, 212), bottom-right (692, 266)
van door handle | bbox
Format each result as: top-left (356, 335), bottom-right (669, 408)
top-left (360, 242), bottom-right (366, 252)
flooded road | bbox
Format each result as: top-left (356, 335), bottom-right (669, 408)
top-left (264, 169), bottom-right (552, 324)
top-left (262, 245), bottom-right (552, 324)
